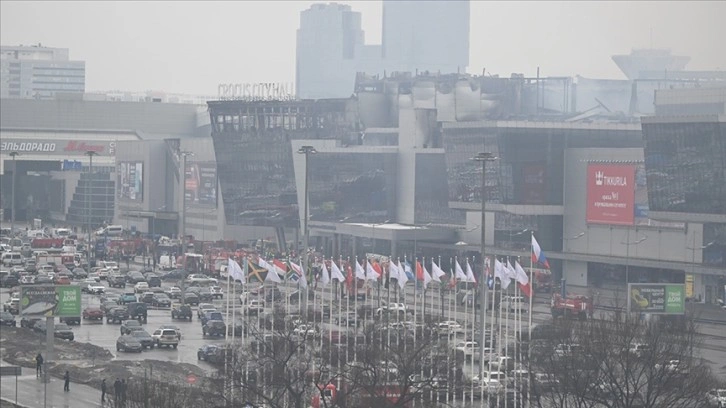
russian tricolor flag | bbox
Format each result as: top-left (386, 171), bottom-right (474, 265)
top-left (531, 235), bottom-right (550, 269)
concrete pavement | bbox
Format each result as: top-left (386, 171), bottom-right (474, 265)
top-left (0, 367), bottom-right (106, 408)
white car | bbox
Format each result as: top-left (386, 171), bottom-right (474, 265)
top-left (293, 324), bottom-right (317, 338)
top-left (134, 282), bottom-right (150, 293)
top-left (86, 283), bottom-right (106, 295)
top-left (455, 341), bottom-right (479, 356)
top-left (437, 320), bottom-right (464, 334)
top-left (185, 274), bottom-right (218, 285)
top-left (376, 302), bottom-right (408, 315)
top-left (500, 295), bottom-right (528, 312)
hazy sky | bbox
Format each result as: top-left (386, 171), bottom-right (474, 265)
top-left (2, 1), bottom-right (725, 96)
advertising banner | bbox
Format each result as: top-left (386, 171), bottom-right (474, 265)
top-left (185, 162), bottom-right (217, 206)
top-left (628, 283), bottom-right (685, 314)
top-left (117, 162), bottom-right (144, 202)
top-left (19, 285), bottom-right (81, 317)
top-left (1, 139), bottom-right (115, 156)
top-left (586, 164), bottom-right (635, 225)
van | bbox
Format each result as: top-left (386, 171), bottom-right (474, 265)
top-left (1, 252), bottom-right (23, 266)
top-left (96, 225), bottom-right (123, 237)
top-left (54, 228), bottom-right (71, 238)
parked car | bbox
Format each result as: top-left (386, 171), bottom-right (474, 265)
top-left (151, 294), bottom-right (171, 308)
top-left (145, 274), bottom-right (162, 288)
top-left (159, 324), bottom-right (182, 340)
top-left (171, 304), bottom-right (193, 321)
top-left (118, 293), bottom-right (138, 305)
top-left (20, 316), bottom-right (42, 328)
top-left (116, 335), bottom-right (143, 353)
top-left (185, 274), bottom-right (218, 285)
top-left (134, 282), bottom-right (150, 293)
top-left (108, 275), bottom-right (126, 288)
top-left (151, 328), bottom-right (179, 348)
top-left (127, 302), bottom-right (148, 323)
top-left (197, 344), bottom-right (224, 363)
top-left (3, 297), bottom-right (20, 314)
top-left (139, 292), bottom-right (155, 304)
top-left (197, 288), bottom-right (214, 302)
top-left (130, 330), bottom-right (155, 349)
top-left (200, 311), bottom-right (224, 326)
top-left (182, 292), bottom-right (199, 306)
top-left (245, 300), bottom-right (265, 316)
top-left (202, 320), bottom-right (227, 337)
top-left (210, 286), bottom-right (224, 299)
top-left (164, 286), bottom-right (182, 299)
top-left (0, 311), bottom-right (16, 326)
top-left (54, 323), bottom-right (75, 341)
top-left (59, 315), bottom-right (81, 325)
top-left (82, 306), bottom-right (104, 321)
top-left (86, 282), bottom-right (106, 295)
top-left (106, 307), bottom-right (129, 324)
top-left (72, 268), bottom-right (88, 279)
top-left (197, 303), bottom-right (217, 319)
top-left (120, 319), bottom-right (144, 335)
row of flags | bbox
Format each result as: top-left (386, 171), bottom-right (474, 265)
top-left (225, 235), bottom-right (551, 298)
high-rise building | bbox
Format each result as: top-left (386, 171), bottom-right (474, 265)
top-left (0, 44), bottom-right (85, 99)
top-left (296, 1), bottom-right (470, 99)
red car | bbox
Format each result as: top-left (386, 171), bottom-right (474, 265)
top-left (82, 307), bottom-right (104, 320)
top-left (55, 275), bottom-right (71, 285)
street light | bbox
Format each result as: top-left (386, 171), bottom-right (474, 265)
top-left (686, 240), bottom-right (714, 301)
top-left (297, 146), bottom-right (317, 299)
top-left (180, 151), bottom-right (195, 255)
top-left (9, 152), bottom-right (19, 233)
top-left (562, 231), bottom-right (586, 252)
top-left (471, 151), bottom-right (497, 376)
top-left (621, 233), bottom-right (647, 286)
top-left (85, 151), bottom-right (98, 266)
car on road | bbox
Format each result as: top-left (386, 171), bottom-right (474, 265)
top-left (145, 274), bottom-right (162, 288)
top-left (151, 328), bottom-right (179, 348)
top-left (159, 324), bottom-right (182, 340)
top-left (108, 275), bottom-right (126, 288)
top-left (197, 288), bottom-right (215, 302)
top-left (85, 282), bottom-right (106, 295)
top-left (185, 274), bottom-right (218, 285)
top-left (171, 304), bottom-right (192, 321)
top-left (54, 323), bottom-right (74, 341)
top-left (0, 311), bottom-right (16, 326)
top-left (120, 319), bottom-right (144, 335)
top-left (134, 281), bottom-right (150, 293)
top-left (130, 329), bottom-right (155, 349)
top-left (139, 292), bottom-right (155, 304)
top-left (197, 304), bottom-right (217, 319)
top-left (3, 297), bottom-right (20, 314)
top-left (197, 344), bottom-right (225, 363)
top-left (210, 286), bottom-right (224, 299)
top-left (59, 315), bottom-right (81, 325)
top-left (116, 335), bottom-right (143, 353)
top-left (118, 292), bottom-right (138, 305)
top-left (200, 311), bottom-right (224, 326)
top-left (182, 292), bottom-right (199, 306)
top-left (127, 302), bottom-right (148, 323)
top-left (106, 307), bottom-right (129, 324)
top-left (82, 306), bottom-right (104, 321)
top-left (164, 286), bottom-right (182, 299)
top-left (202, 320), bottom-right (226, 337)
top-left (151, 294), bottom-right (171, 308)
top-left (0, 274), bottom-right (19, 288)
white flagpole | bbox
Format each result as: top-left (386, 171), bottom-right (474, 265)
top-left (344, 256), bottom-right (350, 369)
top-left (224, 258), bottom-right (231, 402)
top-left (528, 233), bottom-right (535, 407)
top-left (328, 258), bottom-right (334, 373)
top-left (353, 257), bottom-right (358, 363)
top-left (497, 278), bottom-right (504, 408)
top-left (231, 267), bottom-right (237, 406)
top-left (488, 257), bottom-right (498, 408)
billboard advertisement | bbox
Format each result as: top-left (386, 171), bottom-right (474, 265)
top-left (117, 162), bottom-right (144, 201)
top-left (628, 283), bottom-right (685, 314)
top-left (1, 139), bottom-right (116, 156)
top-left (19, 285), bottom-right (81, 317)
top-left (185, 162), bottom-right (217, 206)
top-left (586, 164), bottom-right (635, 225)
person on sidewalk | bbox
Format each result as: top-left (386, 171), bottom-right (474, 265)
top-left (120, 379), bottom-right (127, 405)
top-left (35, 353), bottom-right (43, 377)
top-left (63, 370), bottom-right (70, 392)
top-left (113, 378), bottom-right (121, 401)
top-left (101, 378), bottom-right (107, 403)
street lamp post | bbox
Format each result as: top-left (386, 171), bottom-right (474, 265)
top-left (621, 232), bottom-right (647, 287)
top-left (471, 151), bottom-right (497, 376)
top-left (687, 239), bottom-right (714, 301)
top-left (297, 146), bottom-right (317, 302)
top-left (563, 231), bottom-right (586, 252)
top-left (85, 151), bottom-right (98, 267)
top-left (9, 152), bottom-right (19, 232)
top-left (180, 151), bottom-right (194, 255)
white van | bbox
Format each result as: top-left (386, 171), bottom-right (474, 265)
top-left (54, 228), bottom-right (71, 238)
top-left (1, 252), bottom-right (24, 266)
top-left (96, 225), bottom-right (124, 237)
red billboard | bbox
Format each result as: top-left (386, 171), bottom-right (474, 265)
top-left (586, 164), bottom-right (635, 225)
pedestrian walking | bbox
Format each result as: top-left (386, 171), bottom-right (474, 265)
top-left (63, 370), bottom-right (70, 392)
top-left (35, 353), bottom-right (43, 377)
top-left (101, 378), bottom-right (107, 403)
top-left (120, 379), bottom-right (127, 405)
top-left (113, 378), bottom-right (121, 400)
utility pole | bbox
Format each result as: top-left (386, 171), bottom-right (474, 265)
top-left (9, 152), bottom-right (19, 233)
top-left (180, 151), bottom-right (194, 256)
top-left (297, 146), bottom-right (316, 307)
top-left (85, 151), bottom-right (98, 267)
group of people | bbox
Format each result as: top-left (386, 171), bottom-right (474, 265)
top-left (36, 353), bottom-right (71, 393)
top-left (36, 353), bottom-right (129, 405)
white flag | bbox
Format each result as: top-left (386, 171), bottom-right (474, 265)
top-left (514, 261), bottom-right (529, 285)
top-left (290, 260), bottom-right (307, 289)
top-left (455, 259), bottom-right (468, 281)
top-left (506, 259), bottom-right (518, 281)
top-left (321, 261), bottom-right (331, 287)
top-left (397, 261), bottom-right (408, 289)
top-left (330, 260), bottom-right (345, 282)
top-left (431, 260), bottom-right (446, 283)
top-left (262, 258), bottom-right (282, 283)
top-left (355, 260), bottom-right (366, 280)
top-left (494, 259), bottom-right (511, 289)
top-left (366, 260), bottom-right (380, 281)
top-left (465, 260), bottom-right (477, 283)
top-left (422, 262), bottom-right (432, 289)
top-left (389, 260), bottom-right (400, 282)
top-left (228, 258), bottom-right (245, 282)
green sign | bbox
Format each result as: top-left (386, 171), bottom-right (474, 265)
top-left (628, 283), bottom-right (685, 315)
top-left (19, 285), bottom-right (81, 317)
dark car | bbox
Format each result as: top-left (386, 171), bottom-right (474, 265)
top-left (116, 335), bottom-right (143, 353)
top-left (33, 320), bottom-right (48, 334)
top-left (101, 301), bottom-right (119, 315)
top-left (0, 311), bottom-right (16, 326)
top-left (82, 307), bottom-right (104, 321)
top-left (130, 330), bottom-right (155, 349)
top-left (182, 292), bottom-right (199, 306)
top-left (202, 320), bottom-right (227, 337)
top-left (120, 319), bottom-right (144, 335)
top-left (126, 272), bottom-right (146, 284)
top-left (200, 311), bottom-right (224, 326)
top-left (59, 316), bottom-right (81, 325)
top-left (72, 268), bottom-right (88, 279)
top-left (162, 269), bottom-right (186, 281)
top-left (197, 344), bottom-right (225, 363)
top-left (1, 275), bottom-right (19, 288)
top-left (171, 304), bottom-right (192, 320)
top-left (227, 319), bottom-right (247, 336)
top-left (139, 292), bottom-right (155, 304)
top-left (35, 275), bottom-right (53, 285)
top-left (197, 288), bottom-right (214, 302)
top-left (54, 323), bottom-right (74, 341)
top-left (20, 316), bottom-right (42, 329)
top-left (127, 302), bottom-right (148, 323)
top-left (145, 274), bottom-right (161, 288)
top-left (107, 307), bottom-right (129, 324)
top-left (108, 275), bottom-right (126, 288)
top-left (151, 294), bottom-right (171, 308)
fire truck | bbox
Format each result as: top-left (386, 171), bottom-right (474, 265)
top-left (550, 293), bottom-right (593, 320)
top-left (311, 381), bottom-right (410, 408)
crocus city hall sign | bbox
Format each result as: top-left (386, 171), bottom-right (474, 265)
top-left (217, 82), bottom-right (295, 101)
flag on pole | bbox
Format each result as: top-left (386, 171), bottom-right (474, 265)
top-left (365, 259), bottom-right (380, 281)
top-left (290, 260), bottom-right (307, 289)
top-left (403, 260), bottom-right (415, 281)
top-left (486, 257), bottom-right (495, 289)
top-left (494, 258), bottom-right (512, 289)
top-left (421, 261), bottom-right (432, 289)
top-left (321, 260), bottom-right (331, 287)
top-left (355, 260), bottom-right (366, 280)
top-left (465, 260), bottom-right (477, 284)
top-left (397, 260), bottom-right (409, 289)
top-left (228, 258), bottom-right (245, 282)
top-left (345, 261), bottom-right (354, 292)
top-left (389, 260), bottom-right (402, 283)
top-left (514, 261), bottom-right (532, 297)
top-left (455, 259), bottom-right (468, 281)
top-left (247, 261), bottom-right (269, 283)
top-left (506, 259), bottom-right (518, 281)
top-left (531, 234), bottom-right (550, 269)
top-left (330, 260), bottom-right (345, 282)
top-left (262, 261), bottom-right (282, 283)
top-left (415, 260), bottom-right (425, 281)
top-left (431, 260), bottom-right (446, 283)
